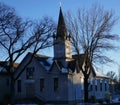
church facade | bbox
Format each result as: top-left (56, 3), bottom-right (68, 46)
top-left (14, 8), bottom-right (84, 104)
top-left (14, 53), bottom-right (84, 104)
top-left (13, 7), bottom-right (110, 104)
top-left (12, 7), bottom-right (110, 104)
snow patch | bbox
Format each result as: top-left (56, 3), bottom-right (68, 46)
top-left (40, 58), bottom-right (53, 71)
top-left (61, 68), bottom-right (68, 73)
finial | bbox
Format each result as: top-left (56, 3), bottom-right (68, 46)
top-left (59, 1), bottom-right (62, 8)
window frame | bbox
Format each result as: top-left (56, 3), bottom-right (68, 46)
top-left (26, 67), bottom-right (35, 79)
top-left (100, 82), bottom-right (102, 91)
top-left (40, 78), bottom-right (44, 92)
top-left (17, 80), bottom-right (21, 93)
top-left (54, 77), bottom-right (59, 91)
top-left (105, 83), bottom-right (107, 91)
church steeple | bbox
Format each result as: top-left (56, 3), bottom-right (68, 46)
top-left (54, 7), bottom-right (72, 61)
top-left (56, 7), bottom-right (67, 40)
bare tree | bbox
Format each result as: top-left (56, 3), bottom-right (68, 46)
top-left (66, 5), bottom-right (119, 102)
top-left (116, 66), bottom-right (120, 92)
top-left (118, 65), bottom-right (120, 83)
top-left (106, 71), bottom-right (117, 82)
top-left (106, 70), bottom-right (120, 94)
top-left (0, 3), bottom-right (55, 105)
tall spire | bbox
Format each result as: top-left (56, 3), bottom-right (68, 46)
top-left (56, 7), bottom-right (67, 39)
top-left (54, 7), bottom-right (72, 61)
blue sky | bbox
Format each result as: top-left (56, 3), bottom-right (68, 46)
top-left (2, 0), bottom-right (120, 21)
top-left (1, 0), bottom-right (120, 74)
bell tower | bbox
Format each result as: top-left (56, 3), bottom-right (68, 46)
top-left (53, 7), bottom-right (72, 61)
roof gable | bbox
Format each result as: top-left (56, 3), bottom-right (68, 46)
top-left (36, 56), bottom-right (53, 71)
top-left (72, 54), bottom-right (109, 79)
top-left (14, 52), bottom-right (53, 78)
top-left (94, 68), bottom-right (109, 79)
top-left (50, 60), bottom-right (76, 74)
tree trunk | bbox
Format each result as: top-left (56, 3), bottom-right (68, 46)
top-left (10, 75), bottom-right (15, 105)
top-left (84, 77), bottom-right (89, 103)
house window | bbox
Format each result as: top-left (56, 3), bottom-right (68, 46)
top-left (95, 85), bottom-right (97, 91)
top-left (26, 67), bottom-right (34, 79)
top-left (17, 80), bottom-right (21, 93)
top-left (100, 83), bottom-right (102, 91)
top-left (54, 78), bottom-right (58, 91)
top-left (40, 78), bottom-right (44, 92)
top-left (90, 85), bottom-right (93, 91)
top-left (105, 83), bottom-right (107, 91)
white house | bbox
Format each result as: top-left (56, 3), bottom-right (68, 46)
top-left (89, 68), bottom-right (110, 101)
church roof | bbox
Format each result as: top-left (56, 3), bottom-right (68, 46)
top-left (34, 53), bottom-right (109, 78)
top-left (72, 54), bottom-right (109, 79)
top-left (54, 60), bottom-right (76, 73)
top-left (29, 53), bottom-right (76, 73)
top-left (34, 54), bottom-right (53, 71)
top-left (93, 68), bottom-right (110, 79)
top-left (56, 7), bottom-right (67, 39)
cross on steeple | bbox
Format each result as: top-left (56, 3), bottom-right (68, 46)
top-left (59, 2), bottom-right (62, 7)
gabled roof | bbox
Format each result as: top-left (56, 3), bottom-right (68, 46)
top-left (15, 52), bottom-right (77, 76)
top-left (14, 52), bottom-right (53, 79)
top-left (34, 54), bottom-right (53, 71)
top-left (30, 52), bottom-right (76, 73)
top-left (72, 54), bottom-right (109, 79)
top-left (53, 60), bottom-right (76, 73)
top-left (93, 68), bottom-right (110, 79)
top-left (18, 52), bottom-right (53, 71)
top-left (15, 52), bottom-right (109, 79)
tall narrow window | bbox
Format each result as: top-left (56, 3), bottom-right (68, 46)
top-left (26, 67), bottom-right (34, 79)
top-left (90, 85), bottom-right (93, 91)
top-left (54, 78), bottom-right (58, 91)
top-left (17, 80), bottom-right (21, 93)
top-left (100, 83), bottom-right (102, 91)
top-left (40, 78), bottom-right (44, 92)
top-left (95, 85), bottom-right (97, 91)
top-left (105, 83), bottom-right (107, 91)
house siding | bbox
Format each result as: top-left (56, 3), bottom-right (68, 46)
top-left (15, 57), bottom-right (69, 102)
top-left (67, 70), bottom-right (84, 103)
top-left (89, 78), bottom-right (110, 100)
top-left (14, 54), bottom-right (111, 103)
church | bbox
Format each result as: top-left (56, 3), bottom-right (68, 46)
top-left (14, 7), bottom-right (83, 104)
top-left (12, 7), bottom-right (110, 104)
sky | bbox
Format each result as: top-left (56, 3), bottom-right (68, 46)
top-left (1, 0), bottom-right (120, 75)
